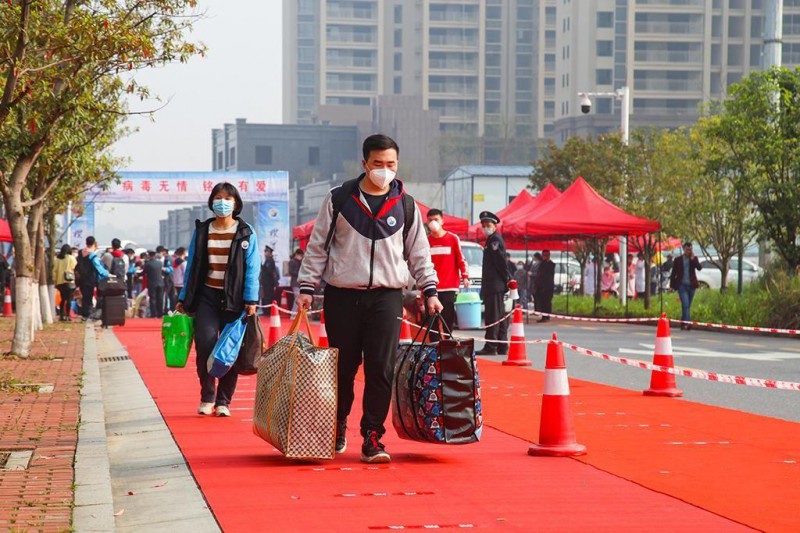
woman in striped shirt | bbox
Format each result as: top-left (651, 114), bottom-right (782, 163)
top-left (177, 182), bottom-right (260, 417)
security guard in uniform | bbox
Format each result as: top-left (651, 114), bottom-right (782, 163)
top-left (476, 211), bottom-right (512, 356)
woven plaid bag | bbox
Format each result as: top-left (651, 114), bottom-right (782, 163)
top-left (253, 309), bottom-right (338, 459)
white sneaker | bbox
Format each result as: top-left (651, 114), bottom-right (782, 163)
top-left (215, 405), bottom-right (231, 417)
top-left (197, 402), bottom-right (215, 415)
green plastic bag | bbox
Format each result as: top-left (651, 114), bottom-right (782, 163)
top-left (162, 313), bottom-right (195, 368)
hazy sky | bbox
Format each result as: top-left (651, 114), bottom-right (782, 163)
top-left (99, 0), bottom-right (283, 246)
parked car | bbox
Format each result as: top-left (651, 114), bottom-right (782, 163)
top-left (695, 257), bottom-right (761, 289)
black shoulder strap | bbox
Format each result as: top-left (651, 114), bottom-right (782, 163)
top-left (402, 192), bottom-right (415, 243)
top-left (324, 178), bottom-right (360, 253)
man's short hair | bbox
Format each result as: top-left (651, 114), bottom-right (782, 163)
top-left (362, 134), bottom-right (399, 161)
top-left (294, 249), bottom-right (305, 257)
top-left (111, 238), bottom-right (121, 249)
top-left (427, 208), bottom-right (443, 218)
top-left (85, 236), bottom-right (96, 247)
top-left (683, 242), bottom-right (692, 248)
top-left (175, 247), bottom-right (186, 256)
top-left (156, 245), bottom-right (165, 253)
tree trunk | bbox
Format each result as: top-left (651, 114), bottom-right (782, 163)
top-left (11, 277), bottom-right (34, 355)
top-left (36, 219), bottom-right (53, 324)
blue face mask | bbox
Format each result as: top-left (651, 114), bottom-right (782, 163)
top-left (212, 198), bottom-right (235, 217)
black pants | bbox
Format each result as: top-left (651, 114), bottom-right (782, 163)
top-left (483, 292), bottom-right (509, 354)
top-left (425, 290), bottom-right (456, 343)
top-left (57, 284), bottom-right (74, 319)
top-left (79, 283), bottom-right (95, 318)
top-left (194, 286), bottom-right (240, 406)
top-left (149, 286), bottom-right (164, 318)
top-left (324, 284), bottom-right (402, 437)
top-left (535, 291), bottom-right (553, 315)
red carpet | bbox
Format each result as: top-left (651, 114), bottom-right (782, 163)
top-left (115, 319), bottom-right (760, 532)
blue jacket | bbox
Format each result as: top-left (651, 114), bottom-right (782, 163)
top-left (179, 218), bottom-right (260, 313)
top-left (89, 251), bottom-right (110, 280)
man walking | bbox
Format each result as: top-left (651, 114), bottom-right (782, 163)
top-left (143, 251), bottom-right (165, 319)
top-left (534, 250), bottom-right (556, 322)
top-left (296, 134), bottom-right (441, 464)
top-left (171, 247), bottom-right (187, 308)
top-left (75, 236), bottom-right (110, 320)
top-left (426, 208), bottom-right (469, 339)
top-left (669, 242), bottom-right (702, 330)
top-left (476, 211), bottom-right (512, 356)
top-left (259, 245), bottom-right (279, 313)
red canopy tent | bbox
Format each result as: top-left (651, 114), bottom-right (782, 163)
top-left (414, 200), bottom-right (469, 236)
top-left (466, 189), bottom-right (536, 242)
top-left (0, 220), bottom-right (12, 243)
top-left (291, 201), bottom-right (470, 250)
top-left (524, 177), bottom-right (661, 239)
top-left (496, 184), bottom-right (563, 250)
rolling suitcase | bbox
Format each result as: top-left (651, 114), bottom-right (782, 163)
top-left (102, 294), bottom-right (126, 327)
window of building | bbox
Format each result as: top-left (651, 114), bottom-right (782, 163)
top-left (394, 76), bottom-right (402, 94)
top-left (255, 146), bottom-right (272, 165)
top-left (394, 5), bottom-right (402, 23)
top-left (486, 29), bottom-right (501, 43)
top-left (597, 12), bottom-right (613, 28)
top-left (596, 97), bottom-right (612, 114)
top-left (728, 44), bottom-right (743, 66)
top-left (229, 147), bottom-right (236, 167)
top-left (516, 101), bottom-right (532, 114)
top-left (394, 52), bottom-right (402, 70)
top-left (308, 146), bottom-right (320, 166)
top-left (394, 29), bottom-right (402, 47)
top-left (750, 44), bottom-right (762, 66)
top-left (597, 40), bottom-right (613, 56)
top-left (596, 69), bottom-right (613, 85)
top-left (728, 16), bottom-right (744, 38)
top-left (486, 53), bottom-right (501, 67)
top-left (486, 77), bottom-right (501, 90)
top-left (217, 151), bottom-right (223, 170)
top-left (486, 100), bottom-right (501, 114)
top-left (487, 5), bottom-right (502, 19)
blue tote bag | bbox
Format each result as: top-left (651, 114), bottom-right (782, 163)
top-left (207, 312), bottom-right (248, 378)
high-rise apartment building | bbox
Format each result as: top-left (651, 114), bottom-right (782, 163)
top-left (283, 0), bottom-right (557, 160)
top-left (554, 0), bottom-right (800, 142)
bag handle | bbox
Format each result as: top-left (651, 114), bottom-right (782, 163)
top-left (410, 312), bottom-right (447, 345)
top-left (287, 308), bottom-right (317, 345)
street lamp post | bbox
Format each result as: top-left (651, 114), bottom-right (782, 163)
top-left (577, 86), bottom-right (631, 305)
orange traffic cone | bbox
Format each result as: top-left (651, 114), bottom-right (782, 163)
top-left (503, 305), bottom-right (531, 366)
top-left (318, 310), bottom-right (329, 348)
top-left (3, 288), bottom-right (13, 317)
top-left (399, 308), bottom-right (413, 344)
top-left (268, 301), bottom-right (282, 347)
top-left (643, 313), bottom-right (683, 397)
top-left (528, 333), bottom-right (586, 457)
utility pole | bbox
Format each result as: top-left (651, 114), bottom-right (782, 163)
top-left (755, 0), bottom-right (783, 280)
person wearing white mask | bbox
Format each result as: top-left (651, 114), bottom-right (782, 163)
top-left (476, 211), bottom-right (513, 356)
top-left (175, 182), bottom-right (260, 418)
top-left (426, 208), bottom-right (469, 341)
top-left (296, 134), bottom-right (442, 464)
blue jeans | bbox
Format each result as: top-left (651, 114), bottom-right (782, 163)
top-left (678, 284), bottom-right (696, 322)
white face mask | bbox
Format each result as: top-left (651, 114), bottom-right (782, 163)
top-left (482, 226), bottom-right (495, 237)
top-left (367, 168), bottom-right (396, 189)
top-left (428, 220), bottom-right (442, 233)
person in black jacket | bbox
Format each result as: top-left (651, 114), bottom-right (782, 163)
top-left (476, 211), bottom-right (512, 356)
top-left (175, 182), bottom-right (260, 417)
top-left (259, 245), bottom-right (279, 313)
top-left (669, 242), bottom-right (702, 330)
top-left (534, 250), bottom-right (556, 322)
top-left (143, 252), bottom-right (165, 319)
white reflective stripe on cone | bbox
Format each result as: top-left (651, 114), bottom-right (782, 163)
top-left (320, 323), bottom-right (327, 336)
top-left (543, 369), bottom-right (570, 396)
top-left (510, 322), bottom-right (525, 337)
top-left (655, 337), bottom-right (672, 355)
top-left (270, 315), bottom-right (281, 327)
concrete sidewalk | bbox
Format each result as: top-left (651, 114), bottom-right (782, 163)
top-left (73, 323), bottom-right (218, 532)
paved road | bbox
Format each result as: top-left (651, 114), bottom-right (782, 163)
top-left (463, 319), bottom-right (800, 423)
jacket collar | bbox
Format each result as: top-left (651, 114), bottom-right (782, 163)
top-left (196, 217), bottom-right (252, 238)
top-left (355, 173), bottom-right (404, 200)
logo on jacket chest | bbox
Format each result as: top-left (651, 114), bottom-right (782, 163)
top-left (241, 240), bottom-right (249, 250)
top-left (387, 216), bottom-right (397, 227)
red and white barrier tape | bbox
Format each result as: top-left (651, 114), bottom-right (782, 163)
top-left (560, 341), bottom-right (800, 392)
top-left (527, 310), bottom-right (800, 335)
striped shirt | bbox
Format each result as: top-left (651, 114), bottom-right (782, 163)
top-left (205, 220), bottom-right (238, 290)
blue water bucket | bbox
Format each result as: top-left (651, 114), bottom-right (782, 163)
top-left (455, 292), bottom-right (482, 329)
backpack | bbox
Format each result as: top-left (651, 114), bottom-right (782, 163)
top-left (324, 178), bottom-right (416, 254)
top-left (75, 254), bottom-right (98, 286)
top-left (110, 256), bottom-right (126, 280)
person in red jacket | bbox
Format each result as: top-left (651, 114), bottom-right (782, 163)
top-left (426, 209), bottom-right (469, 340)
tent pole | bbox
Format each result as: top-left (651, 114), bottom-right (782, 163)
top-left (525, 238), bottom-right (529, 324)
top-left (563, 248), bottom-right (569, 315)
top-left (659, 229), bottom-right (664, 316)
